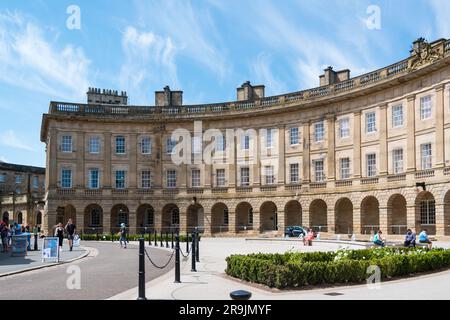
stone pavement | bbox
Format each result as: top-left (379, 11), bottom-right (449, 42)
top-left (108, 237), bottom-right (450, 300)
top-left (0, 239), bottom-right (88, 277)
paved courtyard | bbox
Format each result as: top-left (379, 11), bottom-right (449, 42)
top-left (109, 237), bottom-right (450, 300)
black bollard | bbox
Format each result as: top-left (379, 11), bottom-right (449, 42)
top-left (174, 233), bottom-right (181, 283)
top-left (34, 234), bottom-right (38, 251)
top-left (149, 230), bottom-right (152, 246)
top-left (160, 230), bottom-right (163, 247)
top-left (111, 231), bottom-right (114, 242)
top-left (80, 230), bottom-right (83, 241)
top-left (230, 290), bottom-right (252, 300)
top-left (96, 232), bottom-right (99, 241)
top-left (186, 230), bottom-right (189, 253)
top-left (171, 231), bottom-right (174, 249)
top-left (191, 232), bottom-right (197, 272)
top-left (195, 228), bottom-right (200, 263)
top-left (154, 229), bottom-right (158, 247)
top-left (137, 238), bottom-right (147, 300)
top-left (166, 231), bottom-right (169, 248)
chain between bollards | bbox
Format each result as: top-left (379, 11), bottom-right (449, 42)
top-left (137, 238), bottom-right (147, 300)
top-left (191, 231), bottom-right (197, 272)
top-left (174, 233), bottom-right (181, 283)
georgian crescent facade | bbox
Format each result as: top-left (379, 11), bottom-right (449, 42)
top-left (40, 38), bottom-right (450, 239)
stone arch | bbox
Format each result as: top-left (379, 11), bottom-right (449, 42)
top-left (111, 204), bottom-right (129, 232)
top-left (162, 203), bottom-right (180, 232)
top-left (387, 194), bottom-right (407, 235)
top-left (284, 200), bottom-right (302, 227)
top-left (445, 190), bottom-right (450, 236)
top-left (236, 202), bottom-right (253, 232)
top-left (335, 198), bottom-right (353, 234)
top-left (309, 199), bottom-right (327, 233)
top-left (187, 203), bottom-right (204, 233)
top-left (260, 201), bottom-right (278, 231)
top-left (137, 204), bottom-right (155, 232)
top-left (211, 202), bottom-right (229, 234)
top-left (56, 204), bottom-right (76, 226)
top-left (361, 196), bottom-right (380, 235)
top-left (83, 204), bottom-right (103, 234)
top-left (415, 191), bottom-right (436, 235)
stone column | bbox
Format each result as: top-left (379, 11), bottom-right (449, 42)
top-left (129, 134), bottom-right (137, 189)
top-left (76, 207), bottom-right (84, 234)
top-left (327, 207), bottom-right (335, 234)
top-left (154, 133), bottom-right (163, 189)
top-left (102, 203), bottom-right (112, 234)
top-left (379, 205), bottom-right (388, 234)
top-left (128, 209), bottom-right (137, 235)
top-left (406, 95), bottom-right (416, 172)
top-left (180, 164), bottom-right (187, 189)
top-left (302, 207), bottom-right (310, 228)
top-left (353, 205), bottom-right (361, 234)
top-left (277, 209), bottom-right (285, 236)
top-left (49, 128), bottom-right (58, 188)
top-left (203, 208), bottom-right (212, 236)
top-left (227, 132), bottom-right (236, 187)
top-left (379, 104), bottom-right (388, 175)
top-left (277, 126), bottom-right (286, 184)
top-left (353, 111), bottom-right (361, 178)
top-left (204, 164), bottom-right (212, 189)
top-left (103, 133), bottom-right (112, 188)
top-left (435, 85), bottom-right (445, 168)
top-left (179, 207), bottom-right (187, 233)
top-left (253, 209), bottom-right (261, 235)
top-left (228, 209), bottom-right (236, 235)
top-left (327, 116), bottom-right (335, 180)
top-left (302, 122), bottom-right (311, 183)
top-left (435, 203), bottom-right (445, 236)
top-left (76, 132), bottom-right (85, 188)
top-left (406, 204), bottom-right (417, 232)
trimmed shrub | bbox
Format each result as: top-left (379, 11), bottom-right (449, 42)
top-left (225, 247), bottom-right (450, 289)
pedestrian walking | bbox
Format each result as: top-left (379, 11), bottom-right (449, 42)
top-left (55, 223), bottom-right (64, 251)
top-left (0, 222), bottom-right (9, 253)
top-left (65, 219), bottom-right (76, 252)
top-left (119, 223), bottom-right (127, 249)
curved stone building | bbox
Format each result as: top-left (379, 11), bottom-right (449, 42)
top-left (40, 38), bottom-right (450, 239)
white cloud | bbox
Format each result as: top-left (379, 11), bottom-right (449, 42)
top-left (0, 11), bottom-right (90, 100)
top-left (119, 26), bottom-right (179, 103)
top-left (0, 130), bottom-right (36, 152)
top-left (251, 53), bottom-right (286, 95)
top-left (134, 0), bottom-right (230, 81)
top-left (0, 155), bottom-right (8, 163)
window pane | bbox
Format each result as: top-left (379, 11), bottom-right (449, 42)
top-left (141, 171), bottom-right (151, 189)
top-left (366, 112), bottom-right (376, 133)
top-left (61, 135), bottom-right (72, 152)
top-left (290, 163), bottom-right (299, 183)
top-left (216, 169), bottom-right (225, 187)
top-left (421, 143), bottom-right (432, 169)
top-left (420, 96), bottom-right (432, 120)
top-left (392, 105), bottom-right (403, 127)
top-left (191, 169), bottom-right (201, 187)
top-left (116, 136), bottom-right (125, 154)
top-left (314, 122), bottom-right (324, 142)
top-left (115, 170), bottom-right (126, 189)
top-left (240, 167), bottom-right (250, 186)
top-left (366, 154), bottom-right (377, 177)
top-left (340, 158), bottom-right (350, 179)
top-left (392, 149), bottom-right (403, 174)
top-left (314, 160), bottom-right (325, 182)
top-left (290, 127), bottom-right (299, 145)
top-left (89, 169), bottom-right (99, 189)
top-left (89, 137), bottom-right (100, 154)
top-left (264, 165), bottom-right (275, 184)
top-left (339, 118), bottom-right (350, 138)
top-left (167, 170), bottom-right (177, 188)
top-left (141, 137), bottom-right (151, 154)
top-left (61, 169), bottom-right (72, 188)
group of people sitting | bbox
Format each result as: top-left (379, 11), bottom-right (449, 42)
top-left (372, 228), bottom-right (433, 249)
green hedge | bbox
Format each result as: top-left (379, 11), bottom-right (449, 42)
top-left (79, 233), bottom-right (195, 243)
top-left (225, 247), bottom-right (450, 289)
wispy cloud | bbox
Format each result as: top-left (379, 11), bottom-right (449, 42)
top-left (251, 53), bottom-right (286, 95)
top-left (119, 26), bottom-right (179, 104)
top-left (0, 10), bottom-right (90, 100)
top-left (133, 0), bottom-right (230, 81)
top-left (0, 130), bottom-right (36, 152)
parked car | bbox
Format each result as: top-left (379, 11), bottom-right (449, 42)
top-left (284, 226), bottom-right (307, 237)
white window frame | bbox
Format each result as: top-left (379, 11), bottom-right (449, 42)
top-left (61, 169), bottom-right (72, 189)
top-left (141, 170), bottom-right (152, 189)
top-left (89, 137), bottom-right (100, 154)
top-left (240, 167), bottom-right (250, 186)
top-left (366, 112), bottom-right (376, 133)
top-left (290, 127), bottom-right (299, 145)
top-left (15, 175), bottom-right (22, 184)
top-left (115, 170), bottom-right (126, 189)
top-left (392, 105), bottom-right (404, 128)
top-left (61, 135), bottom-right (73, 153)
top-left (366, 153), bottom-right (377, 177)
top-left (264, 165), bottom-right (275, 185)
top-left (314, 122), bottom-right (324, 142)
top-left (191, 169), bottom-right (201, 187)
top-left (266, 129), bottom-right (274, 148)
top-left (115, 136), bottom-right (126, 155)
top-left (290, 163), bottom-right (299, 184)
top-left (314, 160), bottom-right (325, 182)
top-left (339, 118), bottom-right (350, 139)
top-left (0, 174), bottom-right (6, 183)
top-left (420, 96), bottom-right (432, 120)
top-left (167, 170), bottom-right (177, 188)
top-left (89, 169), bottom-right (99, 189)
top-left (392, 149), bottom-right (404, 174)
top-left (340, 158), bottom-right (350, 180)
top-left (141, 137), bottom-right (152, 155)
top-left (421, 143), bottom-right (432, 170)
top-left (216, 135), bottom-right (225, 152)
top-left (242, 134), bottom-right (250, 150)
top-left (216, 169), bottom-right (226, 187)
top-left (166, 138), bottom-right (176, 154)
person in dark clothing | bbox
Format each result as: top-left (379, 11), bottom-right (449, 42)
top-left (404, 229), bottom-right (416, 247)
top-left (55, 223), bottom-right (64, 251)
top-left (65, 219), bottom-right (76, 251)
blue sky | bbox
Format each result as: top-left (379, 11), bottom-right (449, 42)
top-left (0, 0), bottom-right (449, 167)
